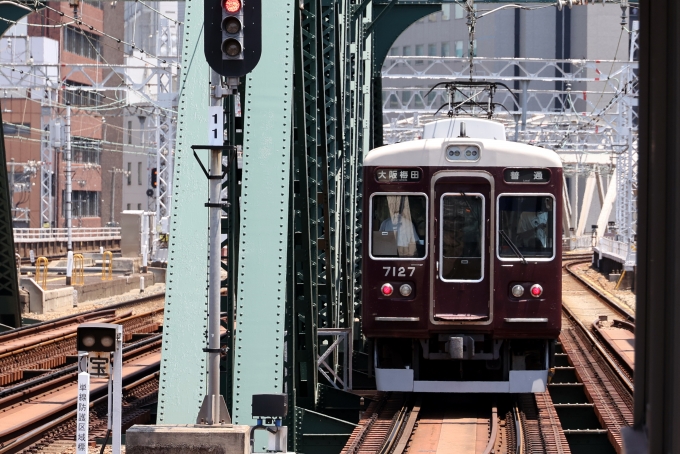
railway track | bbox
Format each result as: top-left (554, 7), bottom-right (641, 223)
top-left (0, 306), bottom-right (163, 389)
top-left (340, 393), bottom-right (574, 454)
top-left (554, 257), bottom-right (634, 452)
top-left (0, 336), bottom-right (162, 453)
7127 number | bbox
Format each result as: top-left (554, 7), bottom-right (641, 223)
top-left (383, 266), bottom-right (416, 277)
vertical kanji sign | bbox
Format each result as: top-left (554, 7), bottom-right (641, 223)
top-left (76, 371), bottom-right (90, 454)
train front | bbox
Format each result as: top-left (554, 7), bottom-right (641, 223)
top-left (361, 118), bottom-right (563, 393)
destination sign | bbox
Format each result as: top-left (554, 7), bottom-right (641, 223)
top-left (504, 168), bottom-right (550, 183)
top-left (375, 168), bottom-right (422, 183)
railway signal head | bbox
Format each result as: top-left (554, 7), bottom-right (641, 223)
top-left (151, 168), bottom-right (158, 188)
top-left (204, 0), bottom-right (262, 77)
top-left (77, 323), bottom-right (121, 352)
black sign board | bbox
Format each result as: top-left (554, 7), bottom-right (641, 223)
top-left (375, 168), bottom-right (422, 183)
top-left (504, 168), bottom-right (550, 183)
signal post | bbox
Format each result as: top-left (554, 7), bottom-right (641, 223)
top-left (126, 0), bottom-right (267, 452)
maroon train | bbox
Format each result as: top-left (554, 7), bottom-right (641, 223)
top-left (362, 118), bottom-right (563, 392)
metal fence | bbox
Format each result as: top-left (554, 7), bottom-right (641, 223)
top-left (597, 236), bottom-right (637, 269)
top-left (13, 227), bottom-right (121, 243)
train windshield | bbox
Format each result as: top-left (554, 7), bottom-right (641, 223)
top-left (498, 195), bottom-right (555, 259)
top-left (440, 194), bottom-right (484, 281)
top-left (371, 194), bottom-right (427, 259)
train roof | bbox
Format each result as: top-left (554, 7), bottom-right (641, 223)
top-left (365, 137), bottom-right (562, 169)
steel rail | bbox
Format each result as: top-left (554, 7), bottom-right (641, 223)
top-left (562, 304), bottom-right (634, 394)
top-left (0, 292), bottom-right (165, 339)
top-left (564, 259), bottom-right (635, 322)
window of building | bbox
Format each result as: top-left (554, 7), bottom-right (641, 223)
top-left (63, 80), bottom-right (103, 107)
top-left (370, 194), bottom-right (427, 259)
top-left (64, 190), bottom-right (100, 218)
top-left (85, 0), bottom-right (103, 9)
top-left (388, 93), bottom-right (399, 109)
top-left (3, 122), bottom-right (31, 137)
top-left (390, 47), bottom-right (398, 56)
top-left (72, 137), bottom-right (101, 164)
top-left (455, 41), bottom-right (464, 57)
top-left (402, 46), bottom-right (411, 56)
top-left (428, 44), bottom-right (437, 57)
top-left (127, 203), bottom-right (131, 210)
top-left (455, 4), bottom-right (465, 19)
top-left (64, 26), bottom-right (102, 60)
top-left (441, 42), bottom-right (450, 57)
top-left (428, 12), bottom-right (438, 22)
top-left (127, 162), bottom-right (132, 185)
top-left (137, 203), bottom-right (142, 210)
top-left (137, 162), bottom-right (142, 185)
top-left (415, 45), bottom-right (424, 65)
top-left (442, 4), bottom-right (451, 20)
top-left (127, 120), bottom-right (132, 144)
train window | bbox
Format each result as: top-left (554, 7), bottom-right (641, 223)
top-left (497, 195), bottom-right (555, 260)
top-left (439, 193), bottom-right (484, 282)
top-left (370, 194), bottom-right (427, 259)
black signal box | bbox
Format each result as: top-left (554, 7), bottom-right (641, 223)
top-left (252, 393), bottom-right (288, 418)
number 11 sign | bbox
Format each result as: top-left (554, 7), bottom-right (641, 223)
top-left (208, 106), bottom-right (223, 146)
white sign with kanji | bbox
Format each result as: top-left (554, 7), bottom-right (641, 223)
top-left (87, 352), bottom-right (111, 378)
top-left (75, 372), bottom-right (90, 454)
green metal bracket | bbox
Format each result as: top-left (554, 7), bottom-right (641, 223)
top-left (364, 0), bottom-right (398, 37)
top-left (295, 406), bottom-right (357, 454)
top-left (0, 2), bottom-right (35, 36)
top-left (232, 0), bottom-right (295, 426)
top-left (156, 0), bottom-right (210, 423)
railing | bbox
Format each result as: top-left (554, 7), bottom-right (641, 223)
top-left (597, 236), bottom-right (637, 269)
top-left (562, 235), bottom-right (595, 251)
top-left (13, 228), bottom-right (121, 243)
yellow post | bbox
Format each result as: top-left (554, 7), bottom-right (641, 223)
top-left (73, 254), bottom-right (85, 286)
top-left (102, 251), bottom-right (113, 280)
top-left (35, 257), bottom-right (49, 289)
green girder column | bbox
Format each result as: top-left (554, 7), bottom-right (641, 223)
top-left (157, 0), bottom-right (209, 423)
top-left (232, 0), bottom-right (295, 425)
top-left (0, 106), bottom-right (21, 329)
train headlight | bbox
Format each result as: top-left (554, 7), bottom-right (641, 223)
top-left (381, 283), bottom-right (394, 296)
top-left (399, 284), bottom-right (412, 297)
top-left (511, 284), bottom-right (525, 298)
top-left (530, 284), bottom-right (543, 297)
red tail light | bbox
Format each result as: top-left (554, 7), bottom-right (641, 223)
top-left (530, 284), bottom-right (543, 297)
top-left (381, 283), bottom-right (393, 296)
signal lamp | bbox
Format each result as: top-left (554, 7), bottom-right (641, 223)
top-left (222, 38), bottom-right (242, 57)
top-left (222, 16), bottom-right (242, 34)
top-left (399, 284), bottom-right (413, 297)
top-left (77, 323), bottom-right (119, 352)
top-left (511, 284), bottom-right (525, 298)
top-left (530, 284), bottom-right (543, 298)
top-left (223, 0), bottom-right (241, 13)
top-left (381, 283), bottom-right (393, 297)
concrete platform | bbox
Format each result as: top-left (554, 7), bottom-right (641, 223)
top-left (126, 424), bottom-right (251, 454)
top-left (19, 272), bottom-right (156, 314)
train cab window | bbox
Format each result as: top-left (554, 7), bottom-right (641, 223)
top-left (498, 195), bottom-right (555, 260)
top-left (440, 194), bottom-right (484, 281)
top-left (371, 194), bottom-right (427, 259)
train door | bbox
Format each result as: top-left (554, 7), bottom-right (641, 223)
top-left (431, 173), bottom-right (493, 322)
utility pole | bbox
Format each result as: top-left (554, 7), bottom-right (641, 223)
top-left (65, 103), bottom-right (73, 285)
top-left (108, 168), bottom-right (130, 226)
